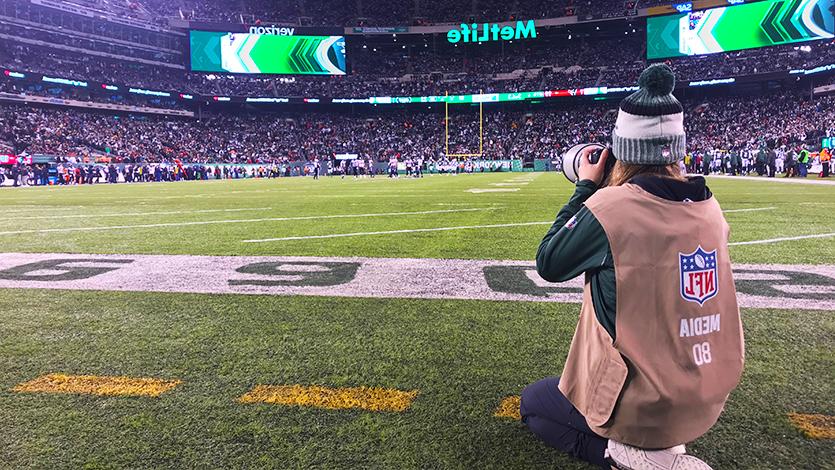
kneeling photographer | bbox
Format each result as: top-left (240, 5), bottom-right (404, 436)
top-left (522, 64), bottom-right (745, 470)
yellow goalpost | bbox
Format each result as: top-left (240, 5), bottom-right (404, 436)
top-left (444, 90), bottom-right (483, 158)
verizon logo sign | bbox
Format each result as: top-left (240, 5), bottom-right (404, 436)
top-left (249, 25), bottom-right (295, 36)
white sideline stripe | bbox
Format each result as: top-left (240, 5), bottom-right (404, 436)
top-left (8, 207), bottom-right (274, 220)
top-left (0, 208), bottom-right (494, 236)
top-left (708, 175), bottom-right (835, 186)
top-left (730, 233), bottom-right (835, 246)
top-left (243, 221), bottom-right (552, 243)
top-left (722, 207), bottom-right (776, 213)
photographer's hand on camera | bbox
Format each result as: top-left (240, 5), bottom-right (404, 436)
top-left (578, 147), bottom-right (610, 187)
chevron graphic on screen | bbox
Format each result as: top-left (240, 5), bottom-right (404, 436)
top-left (647, 0), bottom-right (834, 59)
top-left (189, 30), bottom-right (347, 75)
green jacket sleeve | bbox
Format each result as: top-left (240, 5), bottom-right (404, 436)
top-left (535, 180), bottom-right (617, 340)
top-left (536, 180), bottom-right (609, 283)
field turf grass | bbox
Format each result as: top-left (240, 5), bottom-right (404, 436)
top-left (0, 172), bottom-right (833, 469)
top-left (1, 172), bottom-right (833, 263)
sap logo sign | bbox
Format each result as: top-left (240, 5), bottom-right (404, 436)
top-left (249, 25), bottom-right (295, 36)
top-left (674, 2), bottom-right (693, 12)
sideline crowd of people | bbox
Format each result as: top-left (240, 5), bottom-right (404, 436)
top-left (0, 155), bottom-right (523, 187)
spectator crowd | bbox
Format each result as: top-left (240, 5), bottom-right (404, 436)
top-left (2, 6), bottom-right (833, 103)
top-left (1, 90), bottom-right (831, 167)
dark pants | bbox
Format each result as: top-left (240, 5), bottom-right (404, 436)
top-left (521, 377), bottom-right (609, 469)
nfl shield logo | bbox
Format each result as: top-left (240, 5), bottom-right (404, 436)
top-left (679, 246), bottom-right (718, 306)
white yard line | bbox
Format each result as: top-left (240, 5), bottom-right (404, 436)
top-left (730, 233), bottom-right (835, 246)
top-left (243, 221), bottom-right (552, 243)
top-left (722, 207), bottom-right (776, 213)
top-left (1, 206), bottom-right (86, 214)
top-left (8, 207), bottom-right (274, 220)
top-left (0, 208), bottom-right (495, 236)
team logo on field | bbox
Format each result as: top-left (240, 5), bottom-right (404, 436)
top-left (679, 246), bottom-right (718, 306)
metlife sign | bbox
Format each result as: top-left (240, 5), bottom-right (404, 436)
top-left (447, 20), bottom-right (537, 44)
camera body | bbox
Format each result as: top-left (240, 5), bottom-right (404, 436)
top-left (561, 143), bottom-right (617, 184)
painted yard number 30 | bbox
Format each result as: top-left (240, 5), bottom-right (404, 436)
top-left (692, 342), bottom-right (712, 366)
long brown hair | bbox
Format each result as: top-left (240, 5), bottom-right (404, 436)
top-left (605, 160), bottom-right (686, 187)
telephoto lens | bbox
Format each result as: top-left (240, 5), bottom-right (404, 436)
top-left (560, 143), bottom-right (605, 183)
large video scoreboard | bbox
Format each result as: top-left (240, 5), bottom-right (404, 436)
top-left (189, 25), bottom-right (347, 75)
top-left (647, 0), bottom-right (835, 59)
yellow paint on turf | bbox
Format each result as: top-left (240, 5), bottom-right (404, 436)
top-left (494, 395), bottom-right (521, 420)
top-left (12, 374), bottom-right (181, 397)
top-left (788, 412), bottom-right (835, 440)
top-left (239, 384), bottom-right (418, 412)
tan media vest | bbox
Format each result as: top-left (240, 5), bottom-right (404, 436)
top-left (558, 183), bottom-right (745, 448)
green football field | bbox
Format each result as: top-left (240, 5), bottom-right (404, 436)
top-left (0, 172), bottom-right (833, 469)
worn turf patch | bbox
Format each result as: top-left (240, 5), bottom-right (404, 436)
top-left (788, 413), bottom-right (835, 440)
top-left (494, 396), bottom-right (522, 420)
top-left (238, 384), bottom-right (419, 412)
top-left (12, 373), bottom-right (181, 397)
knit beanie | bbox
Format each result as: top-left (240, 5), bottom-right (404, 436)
top-left (612, 64), bottom-right (685, 165)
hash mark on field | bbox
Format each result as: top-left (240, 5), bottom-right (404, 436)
top-left (788, 413), bottom-right (835, 440)
top-left (0, 208), bottom-right (494, 236)
top-left (239, 384), bottom-right (418, 412)
top-left (466, 188), bottom-right (520, 193)
top-left (433, 203), bottom-right (506, 206)
top-left (722, 207), bottom-right (776, 213)
top-left (494, 396), bottom-right (522, 420)
top-left (12, 373), bottom-right (181, 397)
top-left (242, 221), bottom-right (552, 243)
